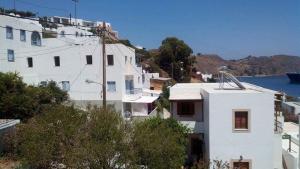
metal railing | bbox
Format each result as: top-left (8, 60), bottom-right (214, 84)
top-left (274, 120), bottom-right (283, 133)
top-left (126, 88), bottom-right (142, 95)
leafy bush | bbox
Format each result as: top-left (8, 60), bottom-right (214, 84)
top-left (0, 72), bottom-right (68, 121)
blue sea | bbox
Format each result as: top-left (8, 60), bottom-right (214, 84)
top-left (238, 75), bottom-right (300, 98)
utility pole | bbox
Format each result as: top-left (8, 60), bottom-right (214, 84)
top-left (72, 0), bottom-right (78, 26)
top-left (98, 22), bottom-right (107, 110)
top-left (13, 0), bottom-right (16, 11)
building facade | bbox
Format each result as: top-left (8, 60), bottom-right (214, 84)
top-left (0, 14), bottom-right (157, 117)
top-left (169, 82), bottom-right (283, 169)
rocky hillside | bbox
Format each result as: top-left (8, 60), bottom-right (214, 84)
top-left (194, 54), bottom-right (300, 76)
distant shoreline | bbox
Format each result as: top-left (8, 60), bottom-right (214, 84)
top-left (237, 74), bottom-right (285, 78)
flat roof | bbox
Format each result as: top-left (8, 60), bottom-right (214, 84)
top-left (171, 82), bottom-right (277, 94)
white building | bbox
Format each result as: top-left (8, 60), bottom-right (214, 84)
top-left (47, 16), bottom-right (119, 39)
top-left (0, 14), bottom-right (158, 117)
top-left (169, 82), bottom-right (283, 169)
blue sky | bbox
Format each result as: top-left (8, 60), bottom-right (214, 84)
top-left (1, 0), bottom-right (300, 59)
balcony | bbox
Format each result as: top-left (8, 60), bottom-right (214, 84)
top-left (124, 88), bottom-right (143, 101)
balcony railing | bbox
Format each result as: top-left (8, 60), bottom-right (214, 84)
top-left (274, 120), bottom-right (283, 134)
top-left (126, 88), bottom-right (142, 95)
top-left (124, 88), bottom-right (143, 101)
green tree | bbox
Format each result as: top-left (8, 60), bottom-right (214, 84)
top-left (13, 105), bottom-right (87, 169)
top-left (0, 72), bottom-right (68, 121)
top-left (78, 106), bottom-right (134, 169)
top-left (156, 37), bottom-right (194, 82)
top-left (132, 117), bottom-right (189, 169)
top-left (8, 106), bottom-right (133, 169)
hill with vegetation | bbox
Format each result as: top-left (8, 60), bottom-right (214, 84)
top-left (194, 54), bottom-right (300, 76)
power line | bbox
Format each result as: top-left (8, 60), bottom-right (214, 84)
top-left (0, 38), bottom-right (97, 60)
top-left (0, 38), bottom-right (97, 55)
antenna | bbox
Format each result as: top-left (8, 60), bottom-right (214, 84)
top-left (218, 66), bottom-right (246, 90)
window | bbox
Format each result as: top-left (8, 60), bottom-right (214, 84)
top-left (27, 57), bottom-right (33, 67)
top-left (125, 56), bottom-right (127, 63)
top-left (54, 56), bottom-right (60, 67)
top-left (31, 31), bottom-right (41, 46)
top-left (86, 55), bottom-right (93, 65)
top-left (177, 101), bottom-right (195, 115)
top-left (107, 55), bottom-right (114, 66)
top-left (6, 26), bottom-right (13, 39)
top-left (7, 49), bottom-right (14, 62)
top-left (20, 30), bottom-right (26, 42)
top-left (62, 81), bottom-right (70, 91)
top-left (138, 76), bottom-right (140, 84)
top-left (75, 32), bottom-right (79, 37)
top-left (60, 31), bottom-right (65, 37)
top-left (234, 110), bottom-right (249, 131)
top-left (107, 81), bottom-right (116, 92)
top-left (130, 57), bottom-right (132, 64)
top-left (233, 161), bottom-right (250, 169)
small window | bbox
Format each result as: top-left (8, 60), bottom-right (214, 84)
top-left (31, 31), bottom-right (41, 46)
top-left (107, 81), bottom-right (116, 92)
top-left (177, 101), bottom-right (195, 116)
top-left (234, 111), bottom-right (249, 130)
top-left (138, 76), bottom-right (140, 84)
top-left (20, 30), bottom-right (26, 42)
top-left (86, 55), bottom-right (93, 65)
top-left (62, 81), bottom-right (70, 91)
top-left (142, 74), bottom-right (145, 84)
top-left (107, 55), bottom-right (114, 66)
top-left (130, 57), bottom-right (132, 64)
top-left (6, 26), bottom-right (13, 39)
top-left (233, 161), bottom-right (250, 169)
top-left (7, 49), bottom-right (14, 62)
top-left (125, 56), bottom-right (127, 63)
top-left (54, 56), bottom-right (60, 67)
top-left (60, 31), bottom-right (65, 37)
top-left (27, 57), bottom-right (33, 67)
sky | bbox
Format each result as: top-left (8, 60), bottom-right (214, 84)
top-left (1, 0), bottom-right (300, 59)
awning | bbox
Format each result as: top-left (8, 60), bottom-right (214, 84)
top-left (123, 96), bottom-right (159, 103)
top-left (169, 93), bottom-right (202, 101)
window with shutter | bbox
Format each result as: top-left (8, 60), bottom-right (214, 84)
top-left (234, 110), bottom-right (249, 131)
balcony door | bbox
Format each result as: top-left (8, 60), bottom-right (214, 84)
top-left (125, 75), bottom-right (134, 94)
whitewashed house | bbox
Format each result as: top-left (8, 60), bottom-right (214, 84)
top-left (0, 14), bottom-right (158, 117)
top-left (169, 81), bottom-right (283, 169)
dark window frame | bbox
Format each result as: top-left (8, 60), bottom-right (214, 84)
top-left (20, 29), bottom-right (26, 42)
top-left (54, 56), bottom-right (60, 67)
top-left (7, 49), bottom-right (15, 62)
top-left (107, 54), bottom-right (114, 66)
top-left (27, 57), bottom-right (33, 67)
top-left (234, 111), bottom-right (249, 130)
top-left (6, 26), bottom-right (13, 39)
top-left (86, 55), bottom-right (93, 65)
top-left (177, 101), bottom-right (195, 116)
